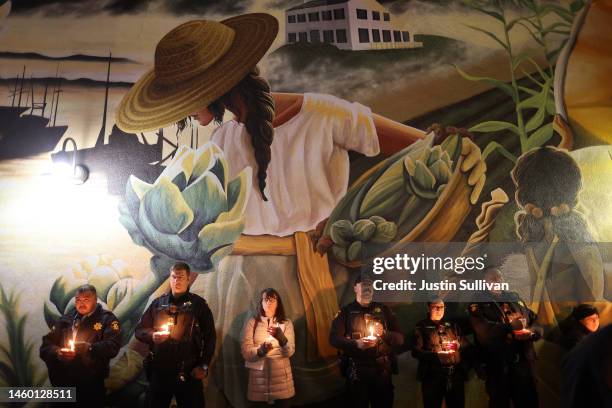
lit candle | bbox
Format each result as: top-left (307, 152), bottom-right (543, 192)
top-left (156, 319), bottom-right (173, 336)
top-left (60, 340), bottom-right (75, 353)
top-left (364, 325), bottom-right (377, 341)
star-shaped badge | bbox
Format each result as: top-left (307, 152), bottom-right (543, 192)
top-left (93, 322), bottom-right (103, 331)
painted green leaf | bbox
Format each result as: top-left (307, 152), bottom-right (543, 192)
top-left (482, 142), bottom-right (517, 162)
top-left (413, 161), bottom-right (436, 191)
top-left (196, 216), bottom-right (245, 271)
top-left (142, 176), bottom-right (194, 235)
top-left (465, 24), bottom-right (509, 51)
top-left (542, 21), bottom-right (572, 36)
top-left (217, 167), bottom-right (252, 224)
top-left (455, 65), bottom-right (515, 101)
top-left (469, 121), bottom-right (520, 135)
top-left (526, 123), bottom-right (554, 150)
top-left (538, 4), bottom-right (573, 23)
top-left (525, 106), bottom-right (547, 132)
top-left (518, 22), bottom-right (545, 47)
top-left (190, 143), bottom-right (218, 182)
top-left (157, 145), bottom-right (194, 186)
top-left (181, 171), bottom-right (228, 237)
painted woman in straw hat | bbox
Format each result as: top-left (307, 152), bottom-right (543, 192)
top-left (117, 13), bottom-right (486, 406)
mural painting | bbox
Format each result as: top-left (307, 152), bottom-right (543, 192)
top-left (0, 0), bottom-right (610, 407)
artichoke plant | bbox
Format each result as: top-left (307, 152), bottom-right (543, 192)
top-left (107, 142), bottom-right (252, 321)
top-left (44, 255), bottom-right (140, 345)
top-left (118, 142), bottom-right (252, 272)
top-left (330, 216), bottom-right (398, 262)
top-left (322, 133), bottom-right (462, 263)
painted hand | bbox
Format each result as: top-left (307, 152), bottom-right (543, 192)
top-left (460, 138), bottom-right (486, 204)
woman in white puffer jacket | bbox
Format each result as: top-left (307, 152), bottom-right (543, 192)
top-left (241, 288), bottom-right (295, 407)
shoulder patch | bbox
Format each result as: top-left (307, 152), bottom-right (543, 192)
top-left (111, 321), bottom-right (120, 331)
top-left (373, 307), bottom-right (382, 313)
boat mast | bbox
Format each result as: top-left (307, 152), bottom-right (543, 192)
top-left (42, 82), bottom-right (49, 118)
top-left (95, 52), bottom-right (112, 148)
top-left (53, 78), bottom-right (62, 127)
top-left (17, 66), bottom-right (25, 108)
top-left (10, 75), bottom-right (18, 107)
top-left (49, 64), bottom-right (60, 120)
top-left (29, 75), bottom-right (35, 114)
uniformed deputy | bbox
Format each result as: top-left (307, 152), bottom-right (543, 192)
top-left (412, 298), bottom-right (469, 408)
top-left (40, 284), bottom-right (121, 408)
top-left (135, 262), bottom-right (216, 408)
top-left (329, 275), bottom-right (404, 408)
top-left (468, 268), bottom-right (542, 408)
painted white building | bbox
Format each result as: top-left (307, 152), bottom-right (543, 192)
top-left (285, 0), bottom-right (423, 51)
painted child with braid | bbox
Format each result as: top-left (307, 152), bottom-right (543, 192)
top-left (511, 146), bottom-right (604, 325)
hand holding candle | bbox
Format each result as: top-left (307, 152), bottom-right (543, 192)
top-left (511, 317), bottom-right (532, 340)
top-left (58, 340), bottom-right (76, 361)
top-left (440, 340), bottom-right (458, 354)
top-left (152, 319), bottom-right (173, 343)
top-left (364, 325), bottom-right (377, 341)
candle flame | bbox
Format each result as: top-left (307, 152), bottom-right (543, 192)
top-left (369, 326), bottom-right (374, 337)
top-left (68, 340), bottom-right (74, 351)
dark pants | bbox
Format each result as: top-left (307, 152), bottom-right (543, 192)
top-left (148, 371), bottom-right (204, 408)
top-left (250, 399), bottom-right (292, 407)
top-left (421, 376), bottom-right (465, 408)
top-left (346, 365), bottom-right (394, 408)
top-left (485, 360), bottom-right (538, 408)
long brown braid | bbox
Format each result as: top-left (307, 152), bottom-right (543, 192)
top-left (175, 67), bottom-right (274, 201)
top-left (221, 66), bottom-right (274, 201)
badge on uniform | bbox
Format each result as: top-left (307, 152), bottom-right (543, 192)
top-left (374, 307), bottom-right (381, 314)
top-left (94, 322), bottom-right (103, 331)
top-left (111, 321), bottom-right (120, 331)
top-left (470, 304), bottom-right (478, 312)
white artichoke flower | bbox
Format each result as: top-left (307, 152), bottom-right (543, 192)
top-left (118, 142), bottom-right (251, 272)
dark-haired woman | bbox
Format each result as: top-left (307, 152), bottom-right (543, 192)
top-left (241, 289), bottom-right (295, 407)
top-left (511, 146), bottom-right (604, 325)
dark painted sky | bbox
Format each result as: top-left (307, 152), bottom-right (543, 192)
top-left (10, 0), bottom-right (252, 15)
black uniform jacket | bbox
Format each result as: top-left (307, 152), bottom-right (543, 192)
top-left (412, 318), bottom-right (469, 380)
top-left (468, 291), bottom-right (542, 364)
top-left (329, 301), bottom-right (404, 360)
top-left (135, 291), bottom-right (215, 372)
top-left (39, 304), bottom-right (121, 386)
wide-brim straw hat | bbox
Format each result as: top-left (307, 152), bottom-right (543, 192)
top-left (116, 13), bottom-right (278, 133)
